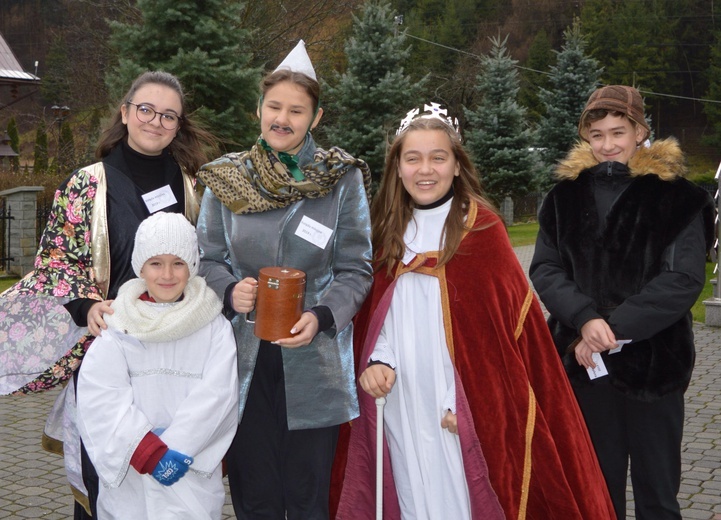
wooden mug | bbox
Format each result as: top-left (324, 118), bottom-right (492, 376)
top-left (249, 267), bottom-right (306, 341)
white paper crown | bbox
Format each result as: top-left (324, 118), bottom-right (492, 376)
top-left (274, 39), bottom-right (317, 81)
top-left (396, 102), bottom-right (460, 135)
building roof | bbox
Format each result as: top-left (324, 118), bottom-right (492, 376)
top-left (0, 31), bottom-right (39, 85)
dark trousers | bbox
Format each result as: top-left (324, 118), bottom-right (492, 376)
top-left (226, 342), bottom-right (339, 520)
top-left (73, 367), bottom-right (99, 520)
top-left (73, 444), bottom-right (98, 519)
top-left (573, 380), bottom-right (684, 520)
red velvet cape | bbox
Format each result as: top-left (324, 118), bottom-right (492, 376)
top-left (332, 202), bottom-right (616, 520)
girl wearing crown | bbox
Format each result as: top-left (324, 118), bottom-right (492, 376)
top-left (334, 107), bottom-right (616, 519)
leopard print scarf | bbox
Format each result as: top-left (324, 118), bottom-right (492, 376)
top-left (198, 139), bottom-right (371, 215)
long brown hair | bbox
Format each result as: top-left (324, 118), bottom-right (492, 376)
top-left (95, 71), bottom-right (218, 175)
top-left (371, 117), bottom-right (499, 273)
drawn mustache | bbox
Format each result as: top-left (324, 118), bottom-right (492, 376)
top-left (270, 124), bottom-right (293, 134)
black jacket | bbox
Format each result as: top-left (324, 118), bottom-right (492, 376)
top-left (530, 139), bottom-right (715, 401)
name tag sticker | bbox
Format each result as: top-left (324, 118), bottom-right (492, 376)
top-left (295, 215), bottom-right (333, 249)
top-left (142, 185), bottom-right (177, 213)
top-left (586, 352), bottom-right (609, 380)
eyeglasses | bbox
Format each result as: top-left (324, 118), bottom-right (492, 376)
top-left (127, 102), bottom-right (182, 130)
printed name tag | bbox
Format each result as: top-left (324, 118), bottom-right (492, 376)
top-left (142, 185), bottom-right (177, 213)
top-left (586, 352), bottom-right (609, 380)
top-left (295, 215), bottom-right (333, 249)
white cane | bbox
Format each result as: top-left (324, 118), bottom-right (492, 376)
top-left (375, 396), bottom-right (386, 520)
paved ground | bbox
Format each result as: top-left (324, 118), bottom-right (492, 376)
top-left (0, 244), bottom-right (719, 519)
top-left (0, 382), bottom-right (237, 520)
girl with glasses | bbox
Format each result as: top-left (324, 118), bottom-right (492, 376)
top-left (0, 70), bottom-right (217, 519)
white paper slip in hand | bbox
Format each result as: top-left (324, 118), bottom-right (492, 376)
top-left (609, 339), bottom-right (632, 354)
top-left (586, 352), bottom-right (609, 380)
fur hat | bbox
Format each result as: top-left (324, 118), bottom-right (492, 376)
top-left (131, 212), bottom-right (199, 278)
top-left (578, 85), bottom-right (650, 142)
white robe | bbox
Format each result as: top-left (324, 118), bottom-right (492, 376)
top-left (370, 199), bottom-right (471, 520)
top-left (76, 313), bottom-right (239, 520)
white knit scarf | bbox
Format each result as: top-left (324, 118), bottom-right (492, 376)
top-left (105, 277), bottom-right (223, 343)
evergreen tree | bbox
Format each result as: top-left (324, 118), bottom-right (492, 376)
top-left (33, 120), bottom-right (49, 175)
top-left (581, 0), bottom-right (679, 96)
top-left (406, 0), bottom-right (470, 81)
top-left (464, 35), bottom-right (534, 204)
top-left (674, 0), bottom-right (719, 99)
top-left (40, 35), bottom-right (72, 106)
top-left (323, 0), bottom-right (426, 188)
top-left (107, 0), bottom-right (261, 148)
top-left (519, 29), bottom-right (554, 123)
top-left (702, 30), bottom-right (721, 149)
top-left (58, 121), bottom-right (75, 174)
top-left (535, 19), bottom-right (603, 190)
top-left (7, 117), bottom-right (20, 173)
top-left (404, 0), bottom-right (483, 94)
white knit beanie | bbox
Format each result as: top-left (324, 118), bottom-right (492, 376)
top-left (131, 212), bottom-right (199, 278)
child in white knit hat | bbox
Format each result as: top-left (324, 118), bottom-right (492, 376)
top-left (76, 212), bottom-right (239, 520)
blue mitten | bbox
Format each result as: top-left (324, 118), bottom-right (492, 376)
top-left (151, 449), bottom-right (193, 486)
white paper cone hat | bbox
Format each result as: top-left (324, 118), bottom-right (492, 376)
top-left (273, 39), bottom-right (317, 81)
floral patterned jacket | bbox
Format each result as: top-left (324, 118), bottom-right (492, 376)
top-left (0, 162), bottom-right (197, 394)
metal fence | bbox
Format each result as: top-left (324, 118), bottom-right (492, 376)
top-left (513, 192), bottom-right (544, 223)
top-left (0, 198), bottom-right (14, 272)
top-left (36, 200), bottom-right (52, 243)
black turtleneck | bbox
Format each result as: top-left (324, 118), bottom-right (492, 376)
top-left (120, 140), bottom-right (168, 194)
top-left (415, 187), bottom-right (454, 210)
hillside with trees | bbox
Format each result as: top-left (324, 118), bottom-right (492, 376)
top-left (0, 0), bottom-right (719, 204)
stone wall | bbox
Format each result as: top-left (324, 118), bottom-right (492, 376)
top-left (0, 186), bottom-right (44, 277)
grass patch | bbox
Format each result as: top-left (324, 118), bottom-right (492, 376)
top-left (507, 222), bottom-right (539, 247)
top-left (0, 276), bottom-right (20, 293)
top-left (691, 261), bottom-right (716, 324)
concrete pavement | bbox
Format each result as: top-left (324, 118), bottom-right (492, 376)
top-left (0, 245), bottom-right (719, 519)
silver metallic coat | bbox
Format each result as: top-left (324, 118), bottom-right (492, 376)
top-left (196, 148), bottom-right (372, 429)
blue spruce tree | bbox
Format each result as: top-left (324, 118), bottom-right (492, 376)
top-left (323, 0), bottom-right (426, 189)
top-left (465, 35), bottom-right (534, 206)
top-left (535, 19), bottom-right (603, 190)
